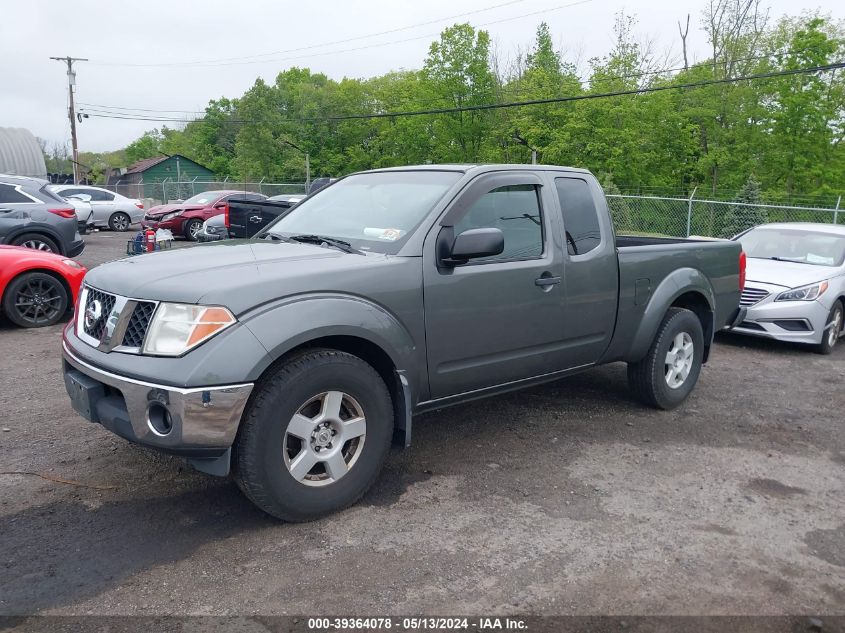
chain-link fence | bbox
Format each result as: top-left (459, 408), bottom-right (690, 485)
top-left (103, 179), bottom-right (307, 204)
top-left (606, 194), bottom-right (844, 239)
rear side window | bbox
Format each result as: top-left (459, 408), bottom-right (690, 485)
top-left (555, 178), bottom-right (602, 255)
top-left (453, 184), bottom-right (544, 263)
top-left (0, 184), bottom-right (34, 204)
top-left (89, 189), bottom-right (114, 201)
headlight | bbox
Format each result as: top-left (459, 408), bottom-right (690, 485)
top-left (142, 303), bottom-right (236, 356)
top-left (62, 259), bottom-right (83, 269)
top-left (775, 281), bottom-right (829, 302)
top-left (161, 211), bottom-right (181, 221)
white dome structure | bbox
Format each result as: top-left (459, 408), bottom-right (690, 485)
top-left (0, 127), bottom-right (48, 179)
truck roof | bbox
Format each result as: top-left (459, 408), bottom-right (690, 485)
top-left (361, 163), bottom-right (591, 175)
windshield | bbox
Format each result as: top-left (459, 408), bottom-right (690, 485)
top-left (263, 171), bottom-right (462, 253)
top-left (183, 191), bottom-right (226, 205)
top-left (737, 227), bottom-right (845, 267)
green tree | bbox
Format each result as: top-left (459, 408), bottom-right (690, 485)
top-left (722, 175), bottom-right (767, 237)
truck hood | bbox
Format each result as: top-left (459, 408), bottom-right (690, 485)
top-left (745, 257), bottom-right (836, 289)
top-left (146, 203), bottom-right (204, 217)
top-left (83, 239), bottom-right (397, 312)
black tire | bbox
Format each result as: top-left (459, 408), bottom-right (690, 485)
top-left (815, 300), bottom-right (843, 355)
top-left (108, 212), bottom-right (131, 232)
top-left (234, 349), bottom-right (393, 521)
top-left (2, 271), bottom-right (69, 328)
top-left (183, 219), bottom-right (203, 241)
top-left (10, 233), bottom-right (60, 254)
top-left (627, 307), bottom-right (704, 410)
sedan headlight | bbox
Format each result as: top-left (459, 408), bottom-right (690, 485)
top-left (142, 303), bottom-right (236, 356)
top-left (160, 211), bottom-right (181, 222)
top-left (775, 281), bottom-right (829, 302)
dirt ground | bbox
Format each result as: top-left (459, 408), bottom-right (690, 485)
top-left (0, 231), bottom-right (843, 617)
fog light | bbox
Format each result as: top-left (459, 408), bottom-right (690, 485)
top-left (147, 402), bottom-right (173, 436)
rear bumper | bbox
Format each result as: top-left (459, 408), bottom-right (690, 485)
top-left (67, 238), bottom-right (85, 257)
top-left (62, 342), bottom-right (253, 474)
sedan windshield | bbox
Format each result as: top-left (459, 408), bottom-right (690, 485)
top-left (737, 227), bottom-right (845, 267)
top-left (183, 192), bottom-right (225, 205)
top-left (263, 171), bottom-right (461, 253)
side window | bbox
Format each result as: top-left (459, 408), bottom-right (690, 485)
top-left (0, 184), bottom-right (33, 204)
top-left (94, 190), bottom-right (115, 201)
top-left (453, 184), bottom-right (543, 263)
top-left (555, 178), bottom-right (602, 256)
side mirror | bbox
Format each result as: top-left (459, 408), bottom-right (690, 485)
top-left (443, 228), bottom-right (504, 265)
top-left (68, 193), bottom-right (92, 202)
top-left (214, 202), bottom-right (227, 209)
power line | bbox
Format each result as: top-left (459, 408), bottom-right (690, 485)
top-left (89, 0), bottom-right (529, 68)
top-left (80, 61), bottom-right (845, 125)
top-left (87, 0), bottom-right (593, 69)
top-left (78, 43), bottom-right (833, 118)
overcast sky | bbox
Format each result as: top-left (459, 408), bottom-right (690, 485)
top-left (2, 0), bottom-right (841, 153)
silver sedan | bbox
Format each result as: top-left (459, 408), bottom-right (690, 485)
top-left (732, 222), bottom-right (845, 354)
top-left (49, 185), bottom-right (145, 231)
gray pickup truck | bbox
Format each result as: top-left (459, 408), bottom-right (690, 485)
top-left (62, 165), bottom-right (745, 521)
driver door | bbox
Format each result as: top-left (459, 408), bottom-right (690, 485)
top-left (423, 172), bottom-right (566, 400)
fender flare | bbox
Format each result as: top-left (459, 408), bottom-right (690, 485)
top-left (625, 267), bottom-right (715, 362)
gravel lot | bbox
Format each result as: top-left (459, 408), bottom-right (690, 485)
top-left (1, 232), bottom-right (843, 617)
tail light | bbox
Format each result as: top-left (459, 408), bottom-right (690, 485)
top-left (739, 251), bottom-right (747, 291)
top-left (135, 201), bottom-right (144, 209)
top-left (223, 202), bottom-right (230, 228)
top-left (48, 207), bottom-right (76, 219)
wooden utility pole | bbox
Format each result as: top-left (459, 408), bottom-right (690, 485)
top-left (49, 56), bottom-right (88, 184)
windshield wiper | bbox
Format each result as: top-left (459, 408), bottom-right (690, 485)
top-left (769, 256), bottom-right (812, 265)
top-left (288, 234), bottom-right (363, 255)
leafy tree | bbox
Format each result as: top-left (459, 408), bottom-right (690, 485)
top-left (722, 175), bottom-right (767, 236)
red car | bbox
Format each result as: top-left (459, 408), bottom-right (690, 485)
top-left (142, 190), bottom-right (267, 241)
top-left (0, 245), bottom-right (86, 328)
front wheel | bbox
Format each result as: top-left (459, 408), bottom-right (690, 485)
top-left (816, 301), bottom-right (843, 355)
top-left (234, 349), bottom-right (393, 521)
top-left (627, 307), bottom-right (704, 410)
top-left (183, 219), bottom-right (203, 241)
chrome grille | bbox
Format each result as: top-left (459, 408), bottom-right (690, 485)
top-left (121, 301), bottom-right (156, 348)
top-left (82, 288), bottom-right (116, 341)
top-left (740, 287), bottom-right (769, 307)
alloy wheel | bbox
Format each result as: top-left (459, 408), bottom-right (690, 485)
top-left (21, 239), bottom-right (55, 252)
top-left (14, 278), bottom-right (64, 325)
top-left (828, 307), bottom-right (843, 348)
top-left (283, 391), bottom-right (367, 487)
top-left (664, 332), bottom-right (694, 389)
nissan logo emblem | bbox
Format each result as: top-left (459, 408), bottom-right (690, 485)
top-left (85, 299), bottom-right (103, 329)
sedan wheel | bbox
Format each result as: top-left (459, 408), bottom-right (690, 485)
top-left (2, 272), bottom-right (69, 328)
top-left (109, 212), bottom-right (131, 232)
top-left (283, 391), bottom-right (367, 486)
top-left (816, 301), bottom-right (844, 355)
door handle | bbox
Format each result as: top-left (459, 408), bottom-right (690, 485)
top-left (535, 275), bottom-right (561, 287)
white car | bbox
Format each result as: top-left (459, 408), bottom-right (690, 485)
top-left (732, 222), bottom-right (845, 354)
top-left (49, 185), bottom-right (144, 231)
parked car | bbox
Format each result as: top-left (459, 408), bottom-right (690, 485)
top-left (731, 222), bottom-right (845, 353)
top-left (62, 164), bottom-right (745, 521)
top-left (142, 190), bottom-right (267, 241)
top-left (308, 177), bottom-right (336, 194)
top-left (196, 214), bottom-right (228, 242)
top-left (223, 194), bottom-right (304, 239)
top-left (0, 245), bottom-right (86, 327)
top-left (63, 194), bottom-right (95, 235)
top-left (49, 184), bottom-right (144, 231)
top-left (0, 174), bottom-right (85, 256)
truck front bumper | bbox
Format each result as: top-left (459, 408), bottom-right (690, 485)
top-left (62, 342), bottom-right (253, 475)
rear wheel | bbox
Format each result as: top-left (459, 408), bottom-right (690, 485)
top-left (2, 272), bottom-right (69, 328)
top-left (234, 349), bottom-right (393, 521)
top-left (108, 212), bottom-right (131, 232)
top-left (627, 307), bottom-right (704, 409)
top-left (184, 219), bottom-right (203, 241)
top-left (10, 233), bottom-right (60, 254)
top-left (815, 301), bottom-right (843, 355)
